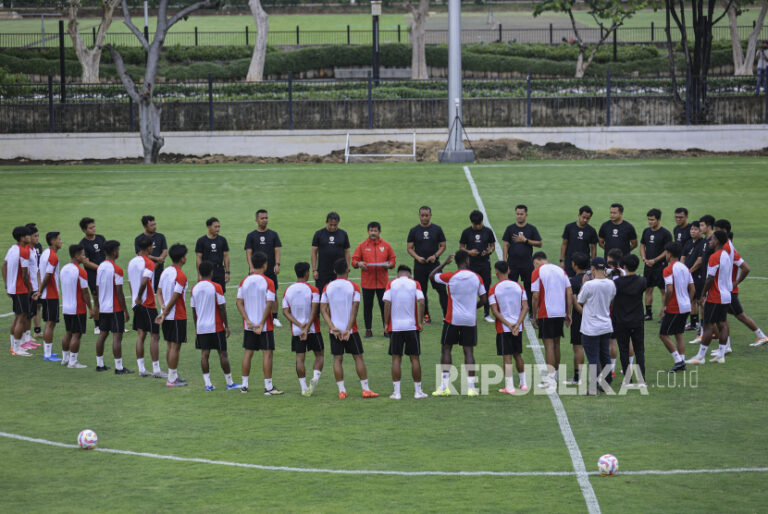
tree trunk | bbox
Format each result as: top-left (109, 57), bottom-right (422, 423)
top-left (246, 0), bottom-right (269, 82)
top-left (139, 99), bottom-right (164, 164)
top-left (726, 0), bottom-right (768, 75)
top-left (575, 48), bottom-right (586, 78)
top-left (65, 0), bottom-right (119, 83)
top-left (410, 0), bottom-right (429, 79)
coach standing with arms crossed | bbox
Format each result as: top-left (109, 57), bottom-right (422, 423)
top-left (407, 206), bottom-right (447, 325)
top-left (312, 212), bottom-right (350, 294)
top-left (245, 209), bottom-right (283, 327)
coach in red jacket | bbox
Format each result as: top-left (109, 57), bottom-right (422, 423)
top-left (352, 222), bottom-right (396, 338)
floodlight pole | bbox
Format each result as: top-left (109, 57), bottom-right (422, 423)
top-left (438, 0), bottom-right (474, 163)
top-left (372, 1), bottom-right (381, 86)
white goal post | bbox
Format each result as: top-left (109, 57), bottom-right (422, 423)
top-left (344, 132), bottom-right (417, 164)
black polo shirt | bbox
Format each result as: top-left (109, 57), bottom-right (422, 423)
top-left (407, 223), bottom-right (446, 261)
top-left (598, 220), bottom-right (637, 257)
top-left (312, 228), bottom-right (350, 276)
top-left (244, 229), bottom-right (282, 270)
top-left (502, 223), bottom-right (541, 269)
top-left (459, 226), bottom-right (495, 268)
top-left (195, 234), bottom-right (229, 278)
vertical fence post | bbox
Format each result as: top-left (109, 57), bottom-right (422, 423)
top-left (92, 26), bottom-right (96, 46)
top-left (685, 71), bottom-right (691, 125)
top-left (398, 24), bottom-right (401, 42)
top-left (195, 26), bottom-right (199, 46)
top-left (498, 24), bottom-right (502, 42)
top-left (58, 20), bottom-right (65, 103)
top-left (526, 73), bottom-right (531, 127)
top-left (288, 71), bottom-right (294, 130)
top-left (549, 23), bottom-right (553, 45)
top-left (605, 68), bottom-right (611, 127)
top-left (296, 25), bottom-right (300, 45)
top-left (368, 71), bottom-right (373, 129)
top-left (246, 26), bottom-right (249, 46)
top-left (144, 26), bottom-right (149, 64)
top-left (48, 75), bottom-right (54, 133)
top-left (129, 97), bottom-right (134, 132)
top-left (651, 22), bottom-right (654, 41)
top-left (613, 29), bottom-right (617, 61)
top-left (208, 72), bottom-right (213, 131)
top-left (347, 25), bottom-right (351, 45)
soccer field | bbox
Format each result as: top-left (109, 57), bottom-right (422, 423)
top-left (1, 159), bottom-right (767, 512)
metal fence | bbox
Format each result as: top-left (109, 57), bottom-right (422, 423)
top-left (3, 24), bottom-right (768, 48)
top-left (1, 75), bottom-right (765, 134)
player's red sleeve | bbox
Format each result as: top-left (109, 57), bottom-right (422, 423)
top-left (266, 276), bottom-right (275, 293)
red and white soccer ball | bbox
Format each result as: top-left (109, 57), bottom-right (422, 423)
top-left (77, 429), bottom-right (98, 450)
top-left (597, 454), bottom-right (618, 476)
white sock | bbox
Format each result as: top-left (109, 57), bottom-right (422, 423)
top-left (313, 369), bottom-right (322, 380)
top-left (137, 358), bottom-right (146, 373)
top-left (553, 369), bottom-right (559, 381)
top-left (242, 376), bottom-right (249, 388)
top-left (505, 377), bottom-right (514, 390)
top-left (610, 358), bottom-right (616, 371)
top-left (518, 371), bottom-right (526, 386)
top-left (360, 379), bottom-right (369, 391)
top-left (62, 350), bottom-right (70, 362)
top-left (96, 355), bottom-right (104, 367)
top-left (152, 360), bottom-right (161, 373)
top-left (440, 371), bottom-right (450, 389)
top-left (299, 377), bottom-right (307, 392)
top-left (265, 378), bottom-right (273, 390)
top-left (224, 373), bottom-right (234, 386)
top-left (393, 381), bottom-right (401, 395)
top-left (717, 344), bottom-right (727, 358)
top-left (696, 344), bottom-right (708, 360)
top-left (9, 334), bottom-right (13, 346)
top-left (168, 368), bottom-right (177, 382)
top-left (24, 330), bottom-right (31, 342)
top-left (756, 328), bottom-right (767, 339)
top-left (725, 336), bottom-right (731, 350)
top-left (69, 352), bottom-right (78, 365)
top-left (115, 358), bottom-right (123, 370)
top-left (629, 356), bottom-right (635, 365)
top-left (414, 381), bottom-right (423, 394)
top-left (44, 343), bottom-right (52, 358)
top-left (467, 376), bottom-right (477, 390)
top-left (337, 380), bottom-right (346, 393)
top-left (203, 373), bottom-right (212, 387)
top-left (679, 353), bottom-right (685, 362)
top-left (671, 351), bottom-right (681, 363)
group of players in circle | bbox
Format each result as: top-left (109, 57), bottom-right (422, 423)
top-left (3, 204), bottom-right (766, 398)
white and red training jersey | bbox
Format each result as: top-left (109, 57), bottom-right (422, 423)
top-left (663, 261), bottom-right (694, 314)
top-left (383, 276), bottom-right (424, 332)
top-left (531, 263), bottom-right (571, 319)
top-left (282, 281), bottom-right (321, 336)
top-left (190, 280), bottom-right (226, 334)
top-left (128, 255), bottom-right (156, 309)
top-left (157, 265), bottom-right (188, 321)
top-left (321, 278), bottom-right (361, 333)
top-left (26, 244), bottom-right (39, 291)
top-left (237, 273), bottom-right (276, 331)
top-left (3, 244), bottom-right (30, 294)
top-left (60, 262), bottom-right (88, 315)
top-left (96, 260), bottom-right (124, 313)
top-left (730, 253), bottom-right (744, 294)
top-left (434, 269), bottom-right (486, 327)
top-left (39, 248), bottom-right (60, 300)
top-left (488, 279), bottom-right (527, 334)
top-left (706, 249), bottom-right (733, 305)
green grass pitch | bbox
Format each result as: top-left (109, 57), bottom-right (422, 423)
top-left (1, 158), bottom-right (767, 512)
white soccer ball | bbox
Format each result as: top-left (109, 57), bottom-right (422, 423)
top-left (597, 454), bottom-right (618, 476)
top-left (77, 429), bottom-right (98, 450)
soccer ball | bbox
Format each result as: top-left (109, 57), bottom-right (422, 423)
top-left (77, 429), bottom-right (98, 450)
top-left (597, 454), bottom-right (618, 476)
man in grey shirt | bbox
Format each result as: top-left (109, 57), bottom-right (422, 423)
top-left (756, 41), bottom-right (768, 95)
top-left (577, 257), bottom-right (616, 395)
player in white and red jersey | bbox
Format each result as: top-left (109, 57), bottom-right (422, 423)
top-left (489, 261), bottom-right (529, 394)
top-left (531, 251), bottom-right (573, 386)
top-left (688, 231), bottom-right (731, 365)
top-left (320, 258), bottom-right (378, 399)
top-left (59, 244), bottom-right (94, 369)
top-left (282, 261), bottom-right (324, 396)
top-left (383, 265), bottom-right (426, 400)
top-left (95, 240), bottom-right (133, 374)
top-left (429, 250), bottom-right (487, 397)
top-left (156, 244), bottom-right (190, 387)
top-left (24, 223), bottom-right (42, 346)
top-left (237, 251), bottom-right (282, 396)
top-left (190, 261), bottom-right (240, 392)
top-left (38, 232), bottom-right (62, 361)
top-left (658, 242), bottom-right (694, 373)
top-left (128, 236), bottom-right (165, 379)
top-left (3, 226), bottom-right (35, 356)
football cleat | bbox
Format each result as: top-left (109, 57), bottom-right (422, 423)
top-left (689, 335), bottom-right (702, 344)
top-left (668, 361), bottom-right (686, 373)
top-left (68, 361), bottom-right (88, 369)
top-left (362, 389), bottom-right (379, 398)
top-left (264, 387), bottom-right (284, 396)
top-left (95, 365), bottom-right (111, 372)
top-left (685, 357), bottom-right (706, 365)
top-left (709, 355), bottom-right (726, 364)
top-left (413, 391), bottom-right (428, 399)
top-left (338, 391), bottom-right (348, 399)
top-left (518, 384), bottom-right (529, 392)
top-left (240, 387), bottom-right (249, 394)
top-left (11, 348), bottom-right (32, 357)
top-left (498, 387), bottom-right (516, 394)
top-left (139, 370), bottom-right (153, 377)
top-left (389, 392), bottom-right (402, 400)
top-left (750, 336), bottom-right (768, 347)
top-left (273, 318), bottom-right (283, 328)
top-left (43, 355), bottom-right (62, 362)
top-left (484, 315), bottom-right (495, 323)
top-left (431, 388), bottom-right (452, 397)
top-left (166, 378), bottom-right (187, 387)
top-left (204, 385), bottom-right (216, 392)
top-left (226, 383), bottom-right (242, 391)
top-left (423, 314), bottom-right (431, 325)
top-left (152, 371), bottom-right (169, 379)
top-left (467, 388), bottom-right (480, 397)
top-left (115, 368), bottom-right (135, 375)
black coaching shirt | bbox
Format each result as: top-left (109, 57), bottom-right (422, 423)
top-left (641, 226), bottom-right (673, 268)
top-left (312, 228), bottom-right (350, 276)
top-left (79, 234), bottom-right (107, 283)
top-left (562, 222), bottom-right (598, 263)
top-left (502, 223), bottom-right (541, 269)
top-left (683, 237), bottom-right (706, 280)
top-left (195, 234), bottom-right (229, 278)
top-left (134, 232), bottom-right (168, 277)
top-left (459, 226), bottom-right (496, 268)
top-left (407, 223), bottom-right (446, 262)
top-left (244, 229), bottom-right (282, 270)
top-left (674, 224), bottom-right (692, 246)
top-left (598, 220), bottom-right (637, 257)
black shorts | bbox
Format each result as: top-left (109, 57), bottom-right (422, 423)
top-left (703, 302), bottom-right (728, 324)
top-left (243, 330), bottom-right (275, 351)
top-left (388, 330), bottom-right (421, 356)
top-left (291, 333), bottom-right (324, 353)
top-left (162, 319), bottom-right (187, 344)
top-left (570, 313), bottom-right (583, 345)
top-left (10, 293), bottom-right (30, 315)
top-left (212, 275), bottom-right (226, 294)
top-left (87, 276), bottom-right (98, 298)
top-left (196, 331), bottom-right (228, 351)
top-left (265, 270), bottom-right (278, 290)
top-left (659, 312), bottom-right (688, 336)
top-left (132, 305), bottom-right (159, 334)
top-left (440, 322), bottom-right (477, 347)
top-left (98, 312), bottom-right (125, 333)
top-left (469, 264), bottom-right (492, 292)
top-left (496, 332), bottom-right (523, 355)
top-left (538, 317), bottom-right (564, 340)
top-left (692, 275), bottom-right (705, 300)
top-left (330, 332), bottom-right (364, 356)
top-left (27, 294), bottom-right (39, 318)
top-left (64, 313), bottom-right (87, 334)
top-left (727, 293), bottom-right (744, 316)
top-left (643, 265), bottom-right (665, 289)
top-left (41, 298), bottom-right (60, 323)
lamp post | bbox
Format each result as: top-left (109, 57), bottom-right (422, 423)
top-left (371, 0), bottom-right (381, 86)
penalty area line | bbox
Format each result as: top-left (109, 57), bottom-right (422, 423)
top-left (2, 431), bottom-right (767, 478)
top-left (463, 165), bottom-right (601, 514)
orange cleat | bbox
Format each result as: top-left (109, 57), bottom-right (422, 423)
top-left (362, 389), bottom-right (379, 398)
top-left (338, 391), bottom-right (347, 399)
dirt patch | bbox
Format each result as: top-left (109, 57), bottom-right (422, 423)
top-left (3, 139), bottom-right (768, 166)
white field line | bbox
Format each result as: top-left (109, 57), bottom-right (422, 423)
top-left (0, 312), bottom-right (15, 318)
top-left (2, 431), bottom-right (767, 478)
top-left (463, 165), bottom-right (601, 514)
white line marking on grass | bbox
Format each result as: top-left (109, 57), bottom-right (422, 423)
top-left (463, 165), bottom-right (601, 514)
top-left (0, 312), bottom-right (14, 318)
top-left (2, 431), bottom-right (767, 478)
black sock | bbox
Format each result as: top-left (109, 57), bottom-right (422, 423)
top-left (272, 313), bottom-right (278, 319)
top-left (645, 305), bottom-right (653, 315)
top-left (691, 314), bottom-right (699, 325)
top-left (34, 327), bottom-right (41, 334)
top-left (573, 369), bottom-right (580, 381)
